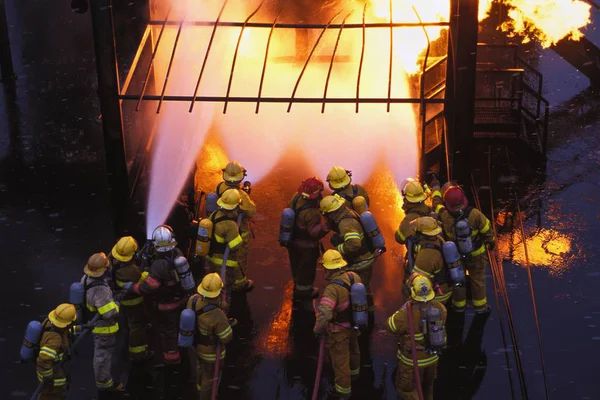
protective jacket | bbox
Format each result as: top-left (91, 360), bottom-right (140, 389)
top-left (333, 183), bottom-right (370, 210)
top-left (82, 274), bottom-right (119, 334)
top-left (314, 270), bottom-right (361, 333)
top-left (330, 208), bottom-right (374, 271)
top-left (412, 236), bottom-right (452, 303)
top-left (216, 181), bottom-right (257, 237)
top-left (206, 210), bottom-right (243, 267)
top-left (387, 300), bottom-right (447, 367)
top-left (133, 248), bottom-right (185, 310)
top-left (186, 294), bottom-right (233, 361)
top-left (36, 320), bottom-right (69, 386)
top-left (112, 259), bottom-right (144, 307)
top-left (395, 202), bottom-right (431, 245)
top-left (288, 194), bottom-right (329, 248)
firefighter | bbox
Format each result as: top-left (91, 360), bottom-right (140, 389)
top-left (166, 192), bottom-right (195, 255)
top-left (36, 303), bottom-right (77, 399)
top-left (125, 225), bottom-right (185, 366)
top-left (395, 179), bottom-right (431, 247)
top-left (216, 161), bottom-right (257, 290)
top-left (313, 250), bottom-right (361, 399)
top-left (81, 252), bottom-right (120, 393)
top-left (185, 273), bottom-right (235, 399)
top-left (326, 166), bottom-right (370, 210)
top-left (110, 236), bottom-right (150, 361)
top-left (410, 217), bottom-right (453, 304)
top-left (320, 195), bottom-right (375, 313)
top-left (286, 177), bottom-right (330, 299)
top-left (387, 274), bottom-right (447, 400)
top-left (206, 189), bottom-right (253, 292)
top-left (431, 182), bottom-right (495, 313)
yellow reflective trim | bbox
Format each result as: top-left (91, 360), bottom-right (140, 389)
top-left (413, 266), bottom-right (434, 278)
top-left (387, 315), bottom-right (397, 332)
top-left (116, 280), bottom-right (126, 288)
top-left (347, 258), bottom-right (375, 271)
top-left (335, 383), bottom-right (352, 395)
top-left (40, 346), bottom-right (57, 358)
top-left (471, 245), bottom-right (486, 257)
top-left (480, 219), bottom-right (491, 234)
top-left (38, 369), bottom-right (53, 378)
top-left (396, 228), bottom-right (406, 241)
top-left (336, 243), bottom-right (344, 255)
top-left (199, 349), bottom-right (226, 361)
top-left (435, 204), bottom-right (444, 213)
top-left (228, 235), bottom-right (243, 249)
top-left (472, 229), bottom-right (479, 236)
top-left (234, 276), bottom-right (247, 285)
top-left (432, 190), bottom-right (442, 198)
top-left (92, 323), bottom-right (119, 334)
top-left (97, 301), bottom-right (119, 315)
top-left (214, 234), bottom-right (226, 244)
top-left (207, 256), bottom-right (238, 267)
top-left (121, 296), bottom-right (144, 306)
top-left (216, 325), bottom-right (232, 339)
top-left (435, 291), bottom-right (453, 302)
top-left (453, 299), bottom-right (467, 307)
top-left (399, 353), bottom-right (439, 367)
top-left (472, 297), bottom-right (487, 307)
top-left (343, 233), bottom-right (362, 241)
top-left (197, 383), bottom-right (202, 390)
top-left (241, 231), bottom-right (250, 238)
top-left (53, 378), bottom-right (67, 386)
top-left (96, 379), bottom-right (113, 388)
top-left (350, 367), bottom-right (360, 376)
top-left (129, 344), bottom-right (148, 354)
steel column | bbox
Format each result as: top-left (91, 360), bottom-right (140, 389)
top-left (90, 0), bottom-right (129, 235)
top-left (445, 0), bottom-right (479, 184)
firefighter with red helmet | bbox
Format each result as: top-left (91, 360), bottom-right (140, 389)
top-left (286, 177), bottom-right (330, 299)
top-left (326, 166), bottom-right (370, 211)
top-left (431, 181), bottom-right (495, 313)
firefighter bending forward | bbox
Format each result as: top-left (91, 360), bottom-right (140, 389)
top-left (216, 161), bottom-right (257, 291)
top-left (326, 166), bottom-right (370, 211)
top-left (431, 181), bottom-right (495, 313)
top-left (186, 273), bottom-right (234, 400)
top-left (313, 250), bottom-right (361, 399)
top-left (36, 304), bottom-right (78, 399)
top-left (387, 274), bottom-right (447, 400)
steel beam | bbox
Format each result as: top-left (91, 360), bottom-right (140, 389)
top-left (445, 0), bottom-right (479, 184)
top-left (89, 0), bottom-right (129, 235)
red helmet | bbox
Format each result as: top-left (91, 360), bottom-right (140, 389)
top-left (298, 177), bottom-right (324, 200)
top-left (443, 186), bottom-right (468, 213)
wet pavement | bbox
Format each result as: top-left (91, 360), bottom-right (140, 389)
top-left (2, 1), bottom-right (600, 399)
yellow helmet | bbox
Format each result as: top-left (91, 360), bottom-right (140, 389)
top-left (321, 249), bottom-right (348, 270)
top-left (222, 161), bottom-right (246, 183)
top-left (409, 273), bottom-right (435, 302)
top-left (48, 303), bottom-right (77, 328)
top-left (319, 194), bottom-right (346, 214)
top-left (402, 179), bottom-right (427, 203)
top-left (415, 216), bottom-right (442, 236)
top-left (198, 273), bottom-right (223, 298)
top-left (326, 166), bottom-right (351, 189)
top-left (111, 236), bottom-right (138, 262)
top-left (217, 189), bottom-right (242, 210)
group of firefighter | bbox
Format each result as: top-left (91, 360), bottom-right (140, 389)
top-left (24, 160), bottom-right (495, 400)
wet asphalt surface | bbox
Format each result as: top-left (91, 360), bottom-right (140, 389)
top-left (2, 1), bottom-right (600, 399)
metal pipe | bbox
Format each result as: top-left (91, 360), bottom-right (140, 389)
top-left (542, 104), bottom-right (549, 156)
top-left (121, 26), bottom-right (151, 96)
top-left (224, 0), bottom-right (266, 114)
top-left (387, 0), bottom-right (393, 112)
top-left (311, 336), bottom-right (326, 400)
top-left (148, 20), bottom-right (449, 29)
top-left (157, 17), bottom-right (186, 114)
top-left (121, 94), bottom-right (446, 104)
top-left (136, 7), bottom-right (172, 111)
top-left (287, 11), bottom-right (343, 113)
top-left (189, 0), bottom-right (230, 113)
top-left (356, 4), bottom-right (367, 113)
top-left (322, 11), bottom-right (353, 113)
top-left (255, 10), bottom-right (282, 114)
top-left (413, 5), bottom-right (431, 173)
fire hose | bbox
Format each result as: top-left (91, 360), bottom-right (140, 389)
top-left (211, 212), bottom-right (244, 400)
top-left (311, 335), bottom-right (326, 400)
top-left (406, 302), bottom-right (425, 400)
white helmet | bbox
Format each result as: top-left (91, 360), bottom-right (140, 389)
top-left (152, 225), bottom-right (177, 252)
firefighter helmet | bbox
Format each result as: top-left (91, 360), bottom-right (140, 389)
top-left (402, 179), bottom-right (427, 203)
top-left (326, 166), bottom-right (352, 189)
top-left (111, 236), bottom-right (138, 262)
top-left (198, 273), bottom-right (223, 298)
top-left (298, 177), bottom-right (324, 200)
top-left (409, 273), bottom-right (435, 302)
top-left (48, 303), bottom-right (77, 328)
top-left (152, 225), bottom-right (178, 252)
top-left (84, 252), bottom-right (110, 277)
top-left (321, 249), bottom-right (348, 270)
top-left (416, 216), bottom-right (442, 236)
top-left (441, 180), bottom-right (458, 197)
top-left (222, 161), bottom-right (247, 183)
top-left (319, 194), bottom-right (345, 214)
top-left (217, 189), bottom-right (242, 210)
top-left (443, 186), bottom-right (468, 213)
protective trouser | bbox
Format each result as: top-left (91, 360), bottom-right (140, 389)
top-left (349, 266), bottom-right (374, 312)
top-left (326, 330), bottom-right (360, 397)
top-left (195, 345), bottom-right (224, 400)
top-left (122, 303), bottom-right (148, 360)
top-left (396, 361), bottom-right (437, 400)
top-left (234, 233), bottom-right (251, 290)
top-left (452, 254), bottom-right (487, 311)
top-left (93, 333), bottom-right (116, 390)
top-left (157, 307), bottom-right (181, 364)
top-left (287, 245), bottom-right (320, 294)
top-left (38, 365), bottom-right (67, 400)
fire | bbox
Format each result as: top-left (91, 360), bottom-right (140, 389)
top-left (501, 0), bottom-right (592, 47)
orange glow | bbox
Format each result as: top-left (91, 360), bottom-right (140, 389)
top-left (194, 134), bottom-right (229, 193)
top-left (256, 280), bottom-right (294, 357)
top-left (498, 228), bottom-right (573, 275)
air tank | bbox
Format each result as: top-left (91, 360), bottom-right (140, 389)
top-left (205, 192), bottom-right (219, 215)
top-left (352, 196), bottom-right (368, 215)
top-left (195, 218), bottom-right (213, 256)
top-left (350, 282), bottom-right (368, 327)
top-left (278, 208), bottom-right (295, 246)
top-left (425, 307), bottom-right (446, 352)
top-left (360, 211), bottom-right (385, 250)
top-left (442, 241), bottom-right (466, 287)
top-left (455, 219), bottom-right (473, 255)
top-left (20, 320), bottom-right (43, 361)
top-left (174, 256), bottom-right (195, 293)
top-left (69, 282), bottom-right (85, 323)
top-left (178, 308), bottom-right (196, 348)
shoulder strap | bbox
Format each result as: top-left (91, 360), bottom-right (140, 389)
top-left (347, 272), bottom-right (355, 286)
top-left (353, 185), bottom-right (358, 197)
top-left (292, 194), bottom-right (300, 211)
top-left (330, 278), bottom-right (351, 292)
top-left (216, 182), bottom-right (223, 195)
top-left (191, 295), bottom-right (200, 311)
top-left (421, 243), bottom-right (442, 252)
top-left (210, 211), bottom-right (233, 225)
top-left (84, 277), bottom-right (108, 291)
top-left (196, 304), bottom-right (218, 316)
